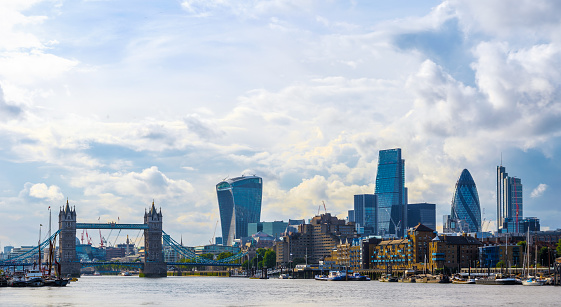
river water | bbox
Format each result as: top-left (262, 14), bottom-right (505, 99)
top-left (1, 276), bottom-right (560, 306)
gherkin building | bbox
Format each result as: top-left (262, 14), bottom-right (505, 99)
top-left (451, 169), bottom-right (481, 233)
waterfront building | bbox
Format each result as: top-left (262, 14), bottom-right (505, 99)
top-left (323, 239), bottom-right (362, 271)
top-left (369, 238), bottom-right (410, 270)
top-left (274, 213), bottom-right (356, 265)
top-left (450, 169), bottom-right (481, 233)
top-left (479, 244), bottom-right (523, 268)
top-left (248, 221), bottom-right (288, 239)
top-left (374, 148), bottom-right (408, 237)
top-left (497, 165), bottom-right (523, 233)
top-left (407, 223), bottom-right (436, 269)
top-left (216, 175), bottom-right (263, 246)
top-left (353, 194), bottom-right (377, 235)
top-left (407, 203), bottom-right (436, 231)
top-left (428, 234), bottom-right (481, 271)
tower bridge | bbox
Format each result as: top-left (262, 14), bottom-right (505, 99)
top-left (0, 200), bottom-right (246, 277)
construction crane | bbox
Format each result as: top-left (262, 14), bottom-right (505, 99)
top-left (210, 220), bottom-right (219, 245)
top-left (322, 201), bottom-right (327, 214)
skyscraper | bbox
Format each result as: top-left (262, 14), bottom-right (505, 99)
top-left (216, 175), bottom-right (263, 246)
top-left (407, 202), bottom-right (436, 231)
top-left (374, 148), bottom-right (407, 237)
top-left (451, 169), bottom-right (481, 233)
top-left (497, 165), bottom-right (523, 233)
top-left (353, 194), bottom-right (377, 235)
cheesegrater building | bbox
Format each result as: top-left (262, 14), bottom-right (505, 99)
top-left (216, 175), bottom-right (263, 246)
top-left (450, 169), bottom-right (481, 233)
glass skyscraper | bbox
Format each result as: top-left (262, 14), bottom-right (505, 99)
top-left (497, 165), bottom-right (523, 233)
top-left (451, 169), bottom-right (481, 233)
top-left (407, 202), bottom-right (436, 231)
top-left (216, 175), bottom-right (263, 246)
top-left (374, 148), bottom-right (407, 237)
top-left (353, 194), bottom-right (377, 235)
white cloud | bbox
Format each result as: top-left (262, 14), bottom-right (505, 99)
top-left (531, 183), bottom-right (548, 198)
top-left (23, 182), bottom-right (64, 201)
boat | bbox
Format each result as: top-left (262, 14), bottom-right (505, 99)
top-left (452, 275), bottom-right (475, 284)
top-left (379, 274), bottom-right (398, 282)
top-left (521, 237), bottom-right (545, 286)
top-left (7, 271), bottom-right (28, 287)
top-left (475, 275), bottom-right (519, 285)
top-left (279, 273), bottom-right (291, 279)
top-left (315, 271), bottom-right (347, 281)
top-left (120, 271), bottom-right (132, 276)
top-left (521, 277), bottom-right (545, 286)
top-left (399, 270), bottom-right (416, 283)
top-left (348, 272), bottom-right (370, 281)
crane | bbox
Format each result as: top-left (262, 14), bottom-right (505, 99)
top-left (210, 220), bottom-right (219, 245)
top-left (322, 201), bottom-right (327, 214)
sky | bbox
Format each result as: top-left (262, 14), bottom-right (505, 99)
top-left (1, 0), bottom-right (561, 248)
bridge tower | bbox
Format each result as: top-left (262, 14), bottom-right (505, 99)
top-left (58, 199), bottom-right (81, 277)
top-left (141, 201), bottom-right (167, 277)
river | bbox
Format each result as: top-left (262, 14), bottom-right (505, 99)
top-left (1, 276), bottom-right (560, 306)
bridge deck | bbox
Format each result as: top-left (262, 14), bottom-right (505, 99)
top-left (76, 223), bottom-right (148, 229)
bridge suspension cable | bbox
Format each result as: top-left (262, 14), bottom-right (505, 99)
top-left (0, 230), bottom-right (60, 265)
top-left (162, 231), bottom-right (247, 264)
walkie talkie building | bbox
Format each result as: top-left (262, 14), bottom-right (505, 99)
top-left (216, 175), bottom-right (263, 246)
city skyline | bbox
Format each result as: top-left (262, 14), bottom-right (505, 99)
top-left (1, 1), bottom-right (561, 247)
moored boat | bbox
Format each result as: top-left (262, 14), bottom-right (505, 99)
top-left (521, 277), bottom-right (545, 286)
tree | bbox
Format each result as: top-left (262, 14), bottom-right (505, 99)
top-left (496, 260), bottom-right (505, 268)
top-left (262, 250), bottom-right (276, 268)
top-left (557, 239), bottom-right (561, 256)
top-left (517, 240), bottom-right (526, 251)
top-left (217, 252), bottom-right (234, 261)
top-left (200, 253), bottom-right (214, 260)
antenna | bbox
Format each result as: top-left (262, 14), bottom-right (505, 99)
top-left (500, 152), bottom-right (503, 166)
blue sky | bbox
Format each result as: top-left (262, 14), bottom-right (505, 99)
top-left (1, 0), bottom-right (561, 247)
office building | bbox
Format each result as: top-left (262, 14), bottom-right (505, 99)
top-left (248, 221), bottom-right (288, 239)
top-left (348, 210), bottom-right (355, 223)
top-left (374, 148), bottom-right (407, 237)
top-left (497, 165), bottom-right (523, 233)
top-left (275, 213), bottom-right (356, 265)
top-left (407, 203), bottom-right (436, 231)
top-left (407, 224), bottom-right (437, 268)
top-left (353, 194), bottom-right (377, 235)
top-left (450, 169), bottom-right (481, 233)
top-left (216, 175), bottom-right (263, 246)
top-left (429, 234), bottom-right (482, 271)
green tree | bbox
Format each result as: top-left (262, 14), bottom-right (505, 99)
top-left (200, 253), bottom-right (214, 260)
top-left (517, 240), bottom-right (526, 251)
top-left (496, 260), bottom-right (505, 268)
top-left (557, 239), bottom-right (561, 256)
top-left (217, 252), bottom-right (234, 261)
top-left (262, 250), bottom-right (276, 268)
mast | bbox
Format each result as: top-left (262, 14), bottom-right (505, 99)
top-left (38, 224), bottom-right (42, 272)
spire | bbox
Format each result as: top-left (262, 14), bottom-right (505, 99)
top-left (180, 234), bottom-right (183, 246)
top-left (65, 198), bottom-right (70, 213)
